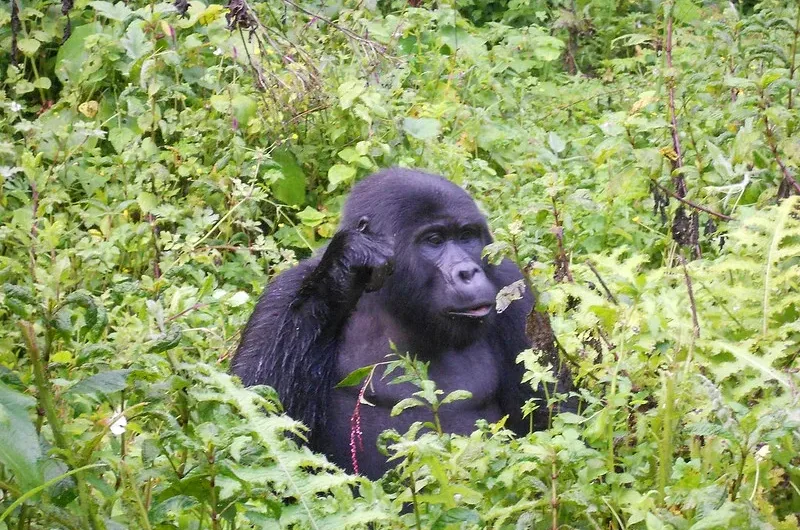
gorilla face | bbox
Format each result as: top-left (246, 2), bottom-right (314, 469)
top-left (353, 174), bottom-right (499, 350)
top-left (411, 221), bottom-right (496, 320)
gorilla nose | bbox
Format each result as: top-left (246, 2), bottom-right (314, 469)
top-left (455, 263), bottom-right (482, 283)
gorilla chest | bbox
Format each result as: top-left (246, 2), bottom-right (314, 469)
top-left (322, 310), bottom-right (504, 477)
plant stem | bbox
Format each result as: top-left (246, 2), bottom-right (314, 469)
top-left (19, 322), bottom-right (99, 530)
top-left (788, 6), bottom-right (800, 111)
top-left (658, 372), bottom-right (675, 505)
top-left (550, 457), bottom-right (559, 530)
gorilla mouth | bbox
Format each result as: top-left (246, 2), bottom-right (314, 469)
top-left (448, 304), bottom-right (494, 318)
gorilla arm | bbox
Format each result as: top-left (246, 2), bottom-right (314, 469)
top-left (230, 227), bottom-right (393, 439)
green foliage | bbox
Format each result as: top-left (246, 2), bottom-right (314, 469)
top-left (1, 0), bottom-right (799, 528)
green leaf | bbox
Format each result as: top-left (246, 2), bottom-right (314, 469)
top-left (271, 149), bottom-right (306, 206)
top-left (89, 1), bottom-right (133, 21)
top-left (33, 77), bottom-right (51, 90)
top-left (548, 131), bottom-right (566, 154)
top-left (17, 38), bottom-right (41, 56)
top-left (0, 381), bottom-right (42, 491)
top-left (336, 365), bottom-right (375, 388)
top-left (231, 95), bottom-right (257, 127)
top-left (391, 397), bottom-right (425, 416)
top-left (108, 127), bottom-right (139, 154)
top-left (297, 207), bottom-right (325, 227)
top-left (327, 164), bottom-right (356, 192)
top-left (66, 369), bottom-right (132, 396)
top-left (55, 22), bottom-right (102, 83)
top-left (338, 80), bottom-right (366, 110)
top-left (149, 327), bottom-right (182, 353)
top-left (121, 21), bottom-right (154, 61)
top-left (672, 0), bottom-right (701, 24)
top-left (440, 389), bottom-right (472, 405)
top-left (137, 191), bottom-right (158, 214)
top-left (403, 117), bottom-right (441, 140)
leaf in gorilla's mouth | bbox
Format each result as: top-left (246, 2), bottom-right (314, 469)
top-left (448, 304), bottom-right (493, 318)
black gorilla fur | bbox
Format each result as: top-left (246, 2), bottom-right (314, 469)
top-left (232, 168), bottom-right (570, 479)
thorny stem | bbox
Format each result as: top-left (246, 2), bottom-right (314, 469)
top-left (19, 322), bottom-right (99, 530)
top-left (207, 446), bottom-right (219, 530)
top-left (122, 462), bottom-right (153, 530)
top-left (408, 467), bottom-right (422, 530)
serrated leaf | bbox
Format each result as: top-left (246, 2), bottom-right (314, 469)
top-left (137, 191), bottom-right (157, 214)
top-left (149, 327), bottom-right (182, 353)
top-left (0, 381), bottom-right (42, 491)
top-left (338, 80), bottom-right (366, 110)
top-left (121, 21), bottom-right (154, 61)
top-left (66, 369), bottom-right (132, 395)
top-left (89, 1), bottom-right (133, 21)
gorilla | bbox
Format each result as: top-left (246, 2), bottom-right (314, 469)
top-left (232, 168), bottom-right (569, 479)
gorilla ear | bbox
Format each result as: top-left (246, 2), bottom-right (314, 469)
top-left (357, 216), bottom-right (370, 233)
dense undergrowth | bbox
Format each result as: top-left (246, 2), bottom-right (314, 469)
top-left (1, 0), bottom-right (799, 528)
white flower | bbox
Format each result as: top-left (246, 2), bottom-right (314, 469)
top-left (109, 409), bottom-right (127, 435)
top-left (9, 101), bottom-right (23, 112)
top-left (0, 166), bottom-right (23, 178)
top-left (213, 48), bottom-right (224, 56)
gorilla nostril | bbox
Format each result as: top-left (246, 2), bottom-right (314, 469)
top-left (457, 265), bottom-right (480, 283)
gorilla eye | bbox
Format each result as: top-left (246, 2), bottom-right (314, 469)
top-left (425, 233), bottom-right (445, 246)
top-left (460, 228), bottom-right (479, 241)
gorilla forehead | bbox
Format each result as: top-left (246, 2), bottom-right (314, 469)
top-left (341, 168), bottom-right (484, 233)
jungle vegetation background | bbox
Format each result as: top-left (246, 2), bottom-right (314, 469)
top-left (0, 0), bottom-right (799, 528)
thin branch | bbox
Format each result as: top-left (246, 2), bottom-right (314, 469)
top-left (586, 261), bottom-right (618, 305)
top-left (763, 115), bottom-right (800, 195)
top-left (650, 179), bottom-right (734, 221)
top-left (664, 1), bottom-right (686, 197)
top-left (678, 257), bottom-right (700, 338)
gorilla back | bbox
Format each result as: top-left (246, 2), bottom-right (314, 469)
top-left (231, 168), bottom-right (565, 479)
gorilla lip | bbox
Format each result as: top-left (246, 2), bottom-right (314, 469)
top-left (448, 304), bottom-right (493, 318)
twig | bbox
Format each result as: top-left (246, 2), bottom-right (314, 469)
top-left (763, 115), bottom-right (800, 195)
top-left (788, 6), bottom-right (800, 110)
top-left (282, 0), bottom-right (384, 49)
top-left (678, 256), bottom-right (700, 338)
top-left (167, 303), bottom-right (210, 323)
top-left (586, 261), bottom-right (618, 305)
top-left (650, 179), bottom-right (734, 221)
top-left (539, 87), bottom-right (627, 120)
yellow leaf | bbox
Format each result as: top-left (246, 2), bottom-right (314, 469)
top-left (78, 100), bottom-right (98, 118)
top-left (198, 4), bottom-right (225, 25)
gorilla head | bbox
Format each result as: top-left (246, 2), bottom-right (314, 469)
top-left (340, 169), bottom-right (497, 350)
